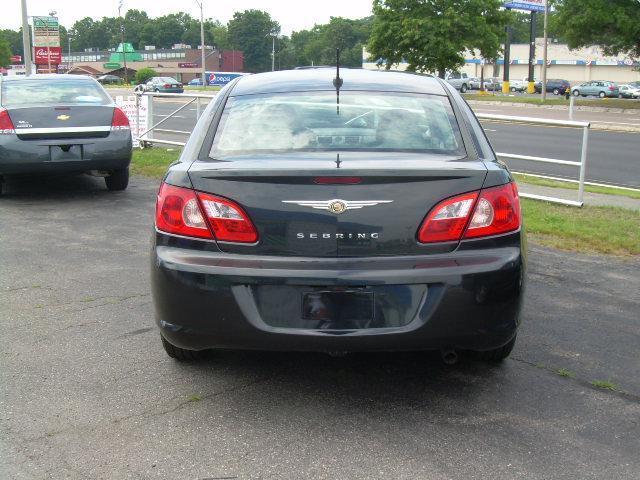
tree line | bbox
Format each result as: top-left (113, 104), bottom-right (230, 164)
top-left (1, 1), bottom-right (638, 72)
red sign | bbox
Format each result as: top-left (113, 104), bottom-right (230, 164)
top-left (10, 55), bottom-right (22, 63)
top-left (178, 62), bottom-right (198, 68)
top-left (34, 47), bottom-right (62, 65)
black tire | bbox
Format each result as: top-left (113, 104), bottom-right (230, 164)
top-left (475, 335), bottom-right (517, 362)
top-left (161, 335), bottom-right (208, 361)
top-left (460, 84), bottom-right (468, 93)
top-left (553, 88), bottom-right (559, 95)
top-left (598, 91), bottom-right (606, 98)
top-left (618, 94), bottom-right (623, 99)
top-left (510, 87), bottom-right (516, 92)
top-left (105, 167), bottom-right (129, 191)
top-left (572, 90), bottom-right (580, 96)
top-left (154, 88), bottom-right (160, 93)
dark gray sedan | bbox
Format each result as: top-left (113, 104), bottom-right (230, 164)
top-left (0, 75), bottom-right (132, 193)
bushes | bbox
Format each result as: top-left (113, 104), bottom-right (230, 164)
top-left (135, 67), bottom-right (157, 84)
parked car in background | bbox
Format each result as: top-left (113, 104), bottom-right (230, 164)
top-left (97, 74), bottom-right (123, 85)
top-left (617, 84), bottom-right (640, 99)
top-left (468, 77), bottom-right (481, 90)
top-left (535, 79), bottom-right (571, 95)
top-left (572, 80), bottom-right (619, 98)
top-left (445, 72), bottom-right (470, 93)
top-left (483, 77), bottom-right (502, 92)
top-left (135, 76), bottom-right (184, 93)
top-left (151, 68), bottom-right (525, 364)
top-left (508, 78), bottom-right (528, 92)
top-left (0, 75), bottom-right (132, 193)
top-left (188, 78), bottom-right (203, 86)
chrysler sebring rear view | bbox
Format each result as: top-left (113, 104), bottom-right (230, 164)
top-left (151, 68), bottom-right (525, 363)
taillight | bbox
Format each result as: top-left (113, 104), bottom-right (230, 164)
top-left (609, 86), bottom-right (615, 91)
top-left (111, 107), bottom-right (130, 130)
top-left (155, 183), bottom-right (258, 243)
top-left (164, 83), bottom-right (171, 88)
top-left (197, 192), bottom-right (259, 243)
top-left (0, 109), bottom-right (16, 134)
top-left (156, 183), bottom-right (213, 239)
top-left (417, 183), bottom-right (520, 244)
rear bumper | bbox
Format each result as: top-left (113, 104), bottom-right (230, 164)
top-left (0, 131), bottom-right (132, 175)
top-left (151, 232), bottom-right (526, 353)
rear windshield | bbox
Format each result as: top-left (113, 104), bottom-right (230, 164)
top-left (1, 79), bottom-right (111, 107)
top-left (210, 91), bottom-right (465, 158)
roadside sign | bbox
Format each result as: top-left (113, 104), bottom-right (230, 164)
top-left (103, 62), bottom-right (122, 69)
top-left (115, 95), bottom-right (149, 148)
top-left (34, 47), bottom-right (62, 65)
top-left (503, 0), bottom-right (545, 11)
top-left (10, 55), bottom-right (22, 63)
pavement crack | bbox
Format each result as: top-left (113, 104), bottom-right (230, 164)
top-left (511, 356), bottom-right (640, 404)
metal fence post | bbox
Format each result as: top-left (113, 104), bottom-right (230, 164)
top-left (146, 94), bottom-right (154, 141)
top-left (569, 94), bottom-right (575, 121)
top-left (578, 125), bottom-right (589, 205)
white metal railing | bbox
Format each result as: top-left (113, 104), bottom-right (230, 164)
top-left (476, 113), bottom-right (591, 207)
top-left (135, 91), bottom-right (216, 148)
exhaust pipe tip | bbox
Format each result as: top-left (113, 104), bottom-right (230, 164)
top-left (441, 348), bottom-right (459, 365)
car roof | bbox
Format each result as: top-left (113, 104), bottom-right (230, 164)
top-left (1, 74), bottom-right (97, 82)
top-left (229, 68), bottom-right (448, 96)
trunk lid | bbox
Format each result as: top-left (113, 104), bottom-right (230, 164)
top-left (8, 105), bottom-right (114, 140)
top-left (188, 153), bottom-right (487, 257)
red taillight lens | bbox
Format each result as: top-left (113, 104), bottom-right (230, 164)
top-left (156, 183), bottom-right (213, 239)
top-left (314, 176), bottom-right (362, 184)
top-left (417, 191), bottom-right (479, 243)
top-left (463, 183), bottom-right (521, 239)
top-left (111, 107), bottom-right (130, 130)
top-left (197, 192), bottom-right (259, 243)
top-left (155, 183), bottom-right (259, 243)
top-left (164, 83), bottom-right (171, 88)
top-left (417, 182), bottom-right (521, 244)
top-left (0, 109), bottom-right (16, 134)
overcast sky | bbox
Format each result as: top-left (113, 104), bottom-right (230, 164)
top-left (2, 0), bottom-right (373, 34)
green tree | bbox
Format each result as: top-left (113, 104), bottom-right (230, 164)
top-left (228, 10), bottom-right (279, 73)
top-left (0, 33), bottom-right (11, 67)
top-left (1, 29), bottom-right (23, 57)
top-left (368, 0), bottom-right (508, 77)
top-left (553, 0), bottom-right (640, 59)
top-left (135, 67), bottom-right (157, 84)
top-left (209, 21), bottom-right (231, 51)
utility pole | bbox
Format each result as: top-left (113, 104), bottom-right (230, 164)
top-left (502, 7), bottom-right (511, 94)
top-left (527, 11), bottom-right (536, 94)
top-left (67, 34), bottom-right (72, 72)
top-left (21, 0), bottom-right (32, 75)
top-left (196, 0), bottom-right (206, 88)
top-left (118, 1), bottom-right (128, 85)
top-left (541, 0), bottom-right (549, 101)
top-left (271, 34), bottom-right (275, 72)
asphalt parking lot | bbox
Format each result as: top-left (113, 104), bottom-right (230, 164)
top-left (1, 174), bottom-right (639, 479)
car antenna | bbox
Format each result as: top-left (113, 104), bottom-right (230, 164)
top-left (333, 48), bottom-right (343, 115)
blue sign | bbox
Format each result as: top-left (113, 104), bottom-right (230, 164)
top-left (504, 1), bottom-right (545, 12)
top-left (205, 72), bottom-right (247, 86)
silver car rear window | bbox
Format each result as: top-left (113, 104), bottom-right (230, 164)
top-left (1, 79), bottom-right (111, 107)
top-left (210, 91), bottom-right (466, 158)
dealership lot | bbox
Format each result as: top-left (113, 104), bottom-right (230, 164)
top-left (1, 175), bottom-right (639, 479)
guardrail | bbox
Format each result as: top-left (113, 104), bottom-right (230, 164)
top-left (476, 113), bottom-right (590, 207)
top-left (132, 97), bottom-right (592, 207)
top-left (135, 91), bottom-right (216, 148)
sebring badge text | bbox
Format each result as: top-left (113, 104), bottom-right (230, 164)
top-left (296, 232), bottom-right (380, 239)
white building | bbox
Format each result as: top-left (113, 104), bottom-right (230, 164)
top-left (363, 41), bottom-right (640, 84)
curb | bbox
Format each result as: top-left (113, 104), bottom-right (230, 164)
top-left (467, 99), bottom-right (640, 114)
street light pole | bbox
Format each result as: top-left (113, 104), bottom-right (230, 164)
top-left (196, 0), bottom-right (206, 88)
top-left (541, 0), bottom-right (549, 102)
top-left (271, 35), bottom-right (275, 72)
top-left (20, 0), bottom-right (32, 75)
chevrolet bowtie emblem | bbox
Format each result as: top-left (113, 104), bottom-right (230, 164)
top-left (282, 199), bottom-right (393, 214)
top-left (56, 114), bottom-right (70, 121)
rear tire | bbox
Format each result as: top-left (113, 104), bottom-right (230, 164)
top-left (598, 91), bottom-right (606, 98)
top-left (460, 84), bottom-right (468, 93)
top-left (105, 167), bottom-right (129, 191)
top-left (553, 88), bottom-right (559, 95)
top-left (572, 90), bottom-right (580, 96)
top-left (161, 335), bottom-right (208, 361)
top-left (475, 335), bottom-right (517, 362)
